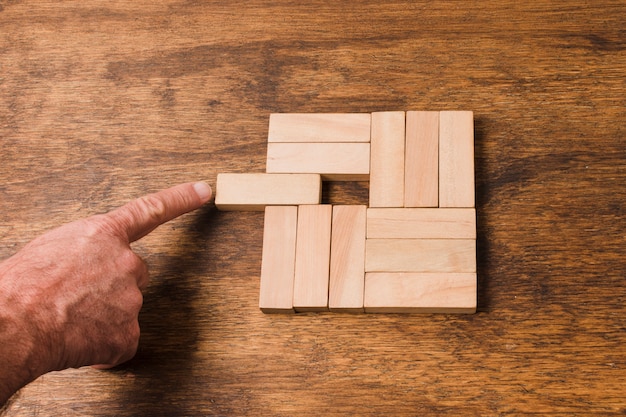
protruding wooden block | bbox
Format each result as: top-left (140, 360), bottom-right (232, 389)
top-left (293, 205), bottom-right (333, 312)
top-left (366, 208), bottom-right (476, 239)
top-left (365, 239), bottom-right (476, 273)
top-left (259, 206), bottom-right (298, 313)
top-left (266, 142), bottom-right (370, 181)
top-left (215, 173), bottom-right (321, 211)
top-left (268, 113), bottom-right (371, 143)
top-left (329, 205), bottom-right (366, 313)
top-left (405, 111), bottom-right (439, 207)
top-left (369, 111), bottom-right (405, 207)
top-left (439, 111), bottom-right (475, 208)
top-left (364, 272), bottom-right (476, 313)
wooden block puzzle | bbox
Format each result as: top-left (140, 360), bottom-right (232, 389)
top-left (439, 111), bottom-right (475, 208)
top-left (215, 173), bottom-right (321, 211)
top-left (268, 113), bottom-right (371, 143)
top-left (365, 238), bottom-right (476, 273)
top-left (366, 208), bottom-right (476, 239)
top-left (266, 142), bottom-right (370, 181)
top-left (370, 111), bottom-right (406, 207)
top-left (405, 111), bottom-right (439, 207)
top-left (364, 272), bottom-right (477, 313)
top-left (259, 206), bottom-right (298, 313)
top-left (329, 205), bottom-right (366, 313)
top-left (293, 204), bottom-right (333, 312)
top-left (215, 110), bottom-right (476, 314)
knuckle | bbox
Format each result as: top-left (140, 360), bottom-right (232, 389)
top-left (125, 320), bottom-right (141, 348)
top-left (128, 287), bottom-right (144, 312)
top-left (82, 214), bottom-right (114, 236)
top-left (113, 250), bottom-right (150, 291)
top-left (83, 214), bottom-right (128, 241)
top-left (136, 194), bottom-right (168, 224)
top-left (110, 327), bottom-right (140, 365)
top-left (118, 249), bottom-right (140, 269)
top-left (123, 320), bottom-right (141, 358)
top-left (109, 298), bottom-right (142, 365)
top-left (132, 256), bottom-right (150, 288)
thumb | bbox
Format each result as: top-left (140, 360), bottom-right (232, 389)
top-left (105, 182), bottom-right (213, 242)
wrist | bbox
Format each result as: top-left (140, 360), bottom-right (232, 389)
top-left (0, 258), bottom-right (52, 404)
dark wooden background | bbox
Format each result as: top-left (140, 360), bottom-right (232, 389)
top-left (2, 1), bottom-right (625, 415)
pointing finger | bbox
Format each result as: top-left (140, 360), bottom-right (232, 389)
top-left (106, 182), bottom-right (213, 242)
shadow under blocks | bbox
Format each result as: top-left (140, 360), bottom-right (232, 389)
top-left (215, 111), bottom-right (477, 314)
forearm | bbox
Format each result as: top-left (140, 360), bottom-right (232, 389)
top-left (0, 262), bottom-right (45, 405)
top-left (0, 320), bottom-right (37, 406)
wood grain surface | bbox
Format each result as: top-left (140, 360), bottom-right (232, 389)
top-left (1, 1), bottom-right (625, 415)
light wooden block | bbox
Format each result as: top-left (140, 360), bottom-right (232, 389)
top-left (259, 206), bottom-right (298, 313)
top-left (364, 272), bottom-right (476, 313)
top-left (215, 173), bottom-right (321, 211)
top-left (268, 113), bottom-right (371, 143)
top-left (367, 208), bottom-right (476, 239)
top-left (329, 205), bottom-right (366, 313)
top-left (439, 111), bottom-right (475, 208)
top-left (293, 205), bottom-right (333, 312)
top-left (365, 239), bottom-right (476, 273)
top-left (369, 111), bottom-right (405, 207)
top-left (405, 111), bottom-right (439, 207)
top-left (266, 142), bottom-right (370, 181)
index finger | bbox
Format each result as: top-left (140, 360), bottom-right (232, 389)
top-left (106, 182), bottom-right (213, 242)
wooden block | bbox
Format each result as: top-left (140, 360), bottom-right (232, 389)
top-left (366, 208), bottom-right (476, 239)
top-left (268, 113), bottom-right (371, 143)
top-left (405, 111), bottom-right (439, 207)
top-left (329, 205), bottom-right (366, 313)
top-left (266, 142), bottom-right (370, 181)
top-left (439, 111), bottom-right (475, 207)
top-left (259, 206), bottom-right (298, 313)
top-left (365, 239), bottom-right (476, 273)
top-left (215, 173), bottom-right (321, 211)
top-left (369, 111), bottom-right (405, 207)
top-left (293, 205), bottom-right (333, 312)
top-left (364, 272), bottom-right (476, 313)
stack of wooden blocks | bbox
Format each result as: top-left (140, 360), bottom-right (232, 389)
top-left (215, 111), bottom-right (476, 314)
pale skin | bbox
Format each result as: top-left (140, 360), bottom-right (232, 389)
top-left (0, 181), bottom-right (213, 406)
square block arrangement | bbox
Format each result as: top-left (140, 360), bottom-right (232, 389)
top-left (215, 111), bottom-right (476, 314)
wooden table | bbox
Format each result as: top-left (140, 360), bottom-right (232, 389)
top-left (2, 1), bottom-right (625, 415)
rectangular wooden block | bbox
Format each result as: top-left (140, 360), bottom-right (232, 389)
top-left (259, 206), bottom-right (298, 313)
top-left (439, 111), bottom-right (475, 208)
top-left (268, 113), bottom-right (371, 143)
top-left (365, 239), bottom-right (476, 273)
top-left (266, 142), bottom-right (370, 181)
top-left (366, 208), bottom-right (476, 239)
top-left (364, 272), bottom-right (477, 313)
top-left (215, 173), bottom-right (321, 211)
top-left (329, 205), bottom-right (366, 313)
top-left (369, 111), bottom-right (405, 207)
top-left (293, 205), bottom-right (333, 312)
top-left (405, 111), bottom-right (439, 207)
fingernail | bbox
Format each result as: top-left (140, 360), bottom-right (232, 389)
top-left (193, 182), bottom-right (213, 202)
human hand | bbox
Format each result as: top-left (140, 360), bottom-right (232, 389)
top-left (0, 181), bottom-right (212, 404)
